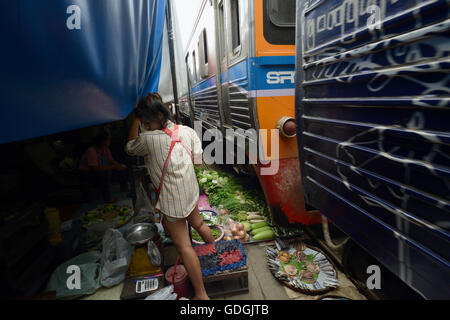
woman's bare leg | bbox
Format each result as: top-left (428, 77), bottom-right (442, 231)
top-left (187, 205), bottom-right (214, 243)
top-left (164, 216), bottom-right (210, 300)
top-left (162, 214), bottom-right (169, 236)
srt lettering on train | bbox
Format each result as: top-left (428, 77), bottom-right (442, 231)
top-left (266, 71), bottom-right (295, 85)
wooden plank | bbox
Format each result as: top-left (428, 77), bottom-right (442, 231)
top-left (203, 267), bottom-right (248, 283)
top-left (208, 286), bottom-right (249, 298)
top-left (205, 276), bottom-right (249, 298)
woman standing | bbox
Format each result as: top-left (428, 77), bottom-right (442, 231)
top-left (79, 131), bottom-right (127, 203)
top-left (126, 93), bottom-right (213, 300)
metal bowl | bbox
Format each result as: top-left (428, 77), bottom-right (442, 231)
top-left (124, 223), bottom-right (158, 245)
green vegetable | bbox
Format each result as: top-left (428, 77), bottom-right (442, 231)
top-left (252, 230), bottom-right (275, 241)
top-left (195, 168), bottom-right (272, 232)
top-left (191, 227), bottom-right (222, 242)
top-left (236, 212), bottom-right (248, 222)
top-left (242, 222), bottom-right (251, 231)
top-left (251, 221), bottom-right (268, 230)
top-left (252, 226), bottom-right (272, 235)
top-left (104, 204), bottom-right (115, 211)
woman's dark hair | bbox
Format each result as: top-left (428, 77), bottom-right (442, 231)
top-left (94, 131), bottom-right (110, 148)
top-left (134, 93), bottom-right (173, 129)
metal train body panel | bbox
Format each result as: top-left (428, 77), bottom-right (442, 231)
top-left (181, 0), bottom-right (321, 225)
top-left (295, 0), bottom-right (450, 298)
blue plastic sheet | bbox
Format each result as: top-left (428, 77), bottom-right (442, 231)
top-left (0, 0), bottom-right (166, 144)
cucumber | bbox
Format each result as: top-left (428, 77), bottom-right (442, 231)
top-left (252, 230), bottom-right (275, 241)
top-left (252, 226), bottom-right (272, 235)
top-left (251, 221), bottom-right (268, 230)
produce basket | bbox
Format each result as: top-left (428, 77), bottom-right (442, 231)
top-left (199, 209), bottom-right (221, 226)
top-left (266, 239), bottom-right (339, 295)
top-left (80, 200), bottom-right (136, 251)
top-left (81, 199), bottom-right (134, 229)
top-left (191, 225), bottom-right (224, 245)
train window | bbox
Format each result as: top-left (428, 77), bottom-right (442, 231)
top-left (268, 0), bottom-right (296, 27)
top-left (192, 50), bottom-right (198, 83)
top-left (198, 29), bottom-right (209, 79)
top-left (202, 29), bottom-right (208, 65)
top-left (219, 2), bottom-right (226, 60)
top-left (263, 0), bottom-right (295, 45)
top-left (230, 0), bottom-right (241, 54)
top-left (197, 41), bottom-right (202, 74)
top-left (185, 53), bottom-right (192, 88)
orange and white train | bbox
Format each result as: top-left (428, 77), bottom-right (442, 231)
top-left (179, 0), bottom-right (320, 226)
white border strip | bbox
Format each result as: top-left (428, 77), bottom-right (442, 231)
top-left (248, 88), bottom-right (295, 98)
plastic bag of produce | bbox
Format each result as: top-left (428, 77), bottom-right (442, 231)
top-left (83, 219), bottom-right (117, 251)
top-left (223, 218), bottom-right (249, 242)
top-left (100, 229), bottom-right (134, 288)
top-left (46, 251), bottom-right (102, 299)
top-left (134, 182), bottom-right (154, 222)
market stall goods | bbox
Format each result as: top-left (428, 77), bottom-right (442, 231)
top-left (191, 225), bottom-right (224, 244)
top-left (81, 203), bottom-right (133, 228)
top-left (81, 200), bottom-right (135, 251)
top-left (195, 240), bottom-right (247, 277)
top-left (124, 223), bottom-right (162, 278)
top-left (266, 239), bottom-right (339, 295)
top-left (199, 210), bottom-right (221, 225)
top-left (195, 168), bottom-right (302, 242)
top-left (278, 251), bottom-right (291, 264)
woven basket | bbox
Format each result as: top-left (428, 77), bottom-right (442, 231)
top-left (267, 243), bottom-right (338, 296)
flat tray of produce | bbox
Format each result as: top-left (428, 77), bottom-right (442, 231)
top-left (81, 200), bottom-right (134, 228)
top-left (266, 239), bottom-right (339, 295)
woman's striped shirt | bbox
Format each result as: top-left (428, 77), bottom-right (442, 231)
top-left (125, 121), bottom-right (202, 219)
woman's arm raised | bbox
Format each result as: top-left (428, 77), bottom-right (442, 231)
top-left (128, 96), bottom-right (141, 142)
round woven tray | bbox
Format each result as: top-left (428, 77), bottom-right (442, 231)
top-left (267, 243), bottom-right (338, 296)
top-left (116, 211), bottom-right (136, 228)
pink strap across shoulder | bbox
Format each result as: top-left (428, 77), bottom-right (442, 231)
top-left (155, 124), bottom-right (193, 202)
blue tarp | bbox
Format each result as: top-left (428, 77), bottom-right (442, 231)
top-left (0, 0), bottom-right (167, 144)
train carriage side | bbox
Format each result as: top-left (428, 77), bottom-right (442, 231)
top-left (251, 0), bottom-right (322, 226)
top-left (184, 0), bottom-right (321, 226)
top-left (295, 0), bottom-right (450, 299)
top-left (182, 1), bottom-right (220, 130)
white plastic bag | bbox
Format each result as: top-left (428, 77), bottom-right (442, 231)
top-left (147, 240), bottom-right (161, 267)
top-left (145, 285), bottom-right (177, 300)
top-left (100, 229), bottom-right (134, 288)
top-left (134, 183), bottom-right (154, 223)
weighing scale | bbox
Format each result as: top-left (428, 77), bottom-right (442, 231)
top-left (120, 223), bottom-right (165, 300)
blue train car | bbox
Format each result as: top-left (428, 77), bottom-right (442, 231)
top-left (295, 0), bottom-right (450, 299)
